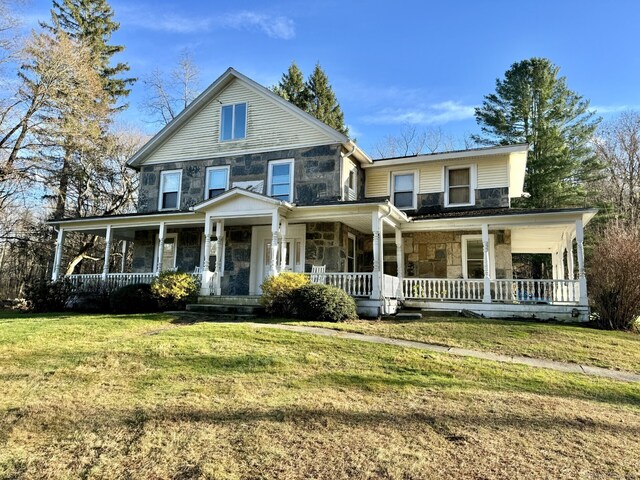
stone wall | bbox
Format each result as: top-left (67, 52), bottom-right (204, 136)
top-left (131, 227), bottom-right (203, 273)
top-left (415, 188), bottom-right (509, 213)
top-left (304, 222), bottom-right (370, 273)
top-left (132, 230), bottom-right (155, 272)
top-left (221, 226), bottom-right (252, 295)
top-left (404, 230), bottom-right (512, 279)
top-left (137, 144), bottom-right (343, 213)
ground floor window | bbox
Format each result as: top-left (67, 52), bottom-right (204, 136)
top-left (155, 233), bottom-right (177, 272)
top-left (461, 234), bottom-right (495, 279)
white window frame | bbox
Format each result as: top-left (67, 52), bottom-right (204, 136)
top-left (346, 167), bottom-right (357, 201)
top-left (204, 165), bottom-right (231, 200)
top-left (267, 158), bottom-right (295, 202)
top-left (346, 233), bottom-right (356, 272)
top-left (444, 164), bottom-right (476, 208)
top-left (153, 233), bottom-right (178, 272)
top-left (158, 169), bottom-right (182, 211)
top-left (219, 102), bottom-right (248, 142)
top-left (391, 170), bottom-right (418, 210)
top-left (461, 234), bottom-right (495, 280)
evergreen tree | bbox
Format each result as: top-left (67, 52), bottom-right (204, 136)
top-left (273, 61), bottom-right (310, 112)
top-left (273, 62), bottom-right (349, 137)
top-left (473, 58), bottom-right (601, 208)
top-left (42, 0), bottom-right (134, 107)
top-left (306, 63), bottom-right (348, 136)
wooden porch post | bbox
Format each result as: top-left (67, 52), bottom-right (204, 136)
top-left (52, 228), bottom-right (65, 281)
top-left (279, 217), bottom-right (288, 272)
top-left (156, 222), bottom-right (166, 275)
top-left (214, 219), bottom-right (225, 295)
top-left (102, 225), bottom-right (113, 281)
top-left (270, 210), bottom-right (279, 277)
top-left (576, 219), bottom-right (588, 306)
top-left (371, 210), bottom-right (382, 300)
top-left (481, 223), bottom-right (491, 303)
top-left (395, 228), bottom-right (404, 300)
top-left (200, 216), bottom-right (212, 296)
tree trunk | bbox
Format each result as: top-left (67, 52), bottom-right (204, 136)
top-left (54, 148), bottom-right (73, 219)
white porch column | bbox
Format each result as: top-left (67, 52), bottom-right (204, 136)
top-left (102, 225), bottom-right (113, 281)
top-left (270, 210), bottom-right (280, 277)
top-left (52, 228), bottom-right (65, 281)
top-left (279, 217), bottom-right (288, 272)
top-left (156, 222), bottom-right (166, 275)
top-left (395, 228), bottom-right (404, 300)
top-left (214, 219), bottom-right (225, 295)
top-left (200, 216), bottom-right (212, 296)
top-left (576, 219), bottom-right (588, 306)
top-left (371, 211), bottom-right (382, 300)
top-left (481, 223), bottom-right (491, 303)
top-left (566, 237), bottom-right (575, 280)
top-left (120, 240), bottom-right (127, 273)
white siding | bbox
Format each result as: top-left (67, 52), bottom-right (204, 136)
top-left (365, 168), bottom-right (390, 197)
top-left (143, 78), bottom-right (338, 164)
top-left (419, 164), bottom-right (441, 193)
top-left (477, 155), bottom-right (509, 188)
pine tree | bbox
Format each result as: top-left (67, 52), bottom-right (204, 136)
top-left (42, 0), bottom-right (134, 107)
top-left (273, 61), bottom-right (310, 112)
top-left (306, 63), bottom-right (348, 136)
top-left (473, 58), bottom-right (601, 208)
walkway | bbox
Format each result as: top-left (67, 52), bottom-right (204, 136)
top-left (248, 323), bottom-right (640, 383)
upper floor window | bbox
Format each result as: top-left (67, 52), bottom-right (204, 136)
top-left (347, 169), bottom-right (357, 200)
top-left (445, 166), bottom-right (475, 207)
top-left (220, 102), bottom-right (247, 141)
top-left (268, 159), bottom-right (294, 202)
top-left (159, 170), bottom-right (181, 210)
top-left (205, 166), bottom-right (229, 199)
top-left (392, 172), bottom-right (416, 210)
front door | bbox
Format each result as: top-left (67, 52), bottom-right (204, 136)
top-left (251, 225), bottom-right (305, 294)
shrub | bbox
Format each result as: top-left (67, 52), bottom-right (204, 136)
top-left (67, 291), bottom-right (110, 313)
top-left (588, 224), bottom-right (640, 331)
top-left (110, 283), bottom-right (159, 313)
top-left (150, 271), bottom-right (199, 310)
top-left (293, 283), bottom-right (358, 322)
top-left (260, 272), bottom-right (309, 316)
top-left (23, 278), bottom-right (75, 313)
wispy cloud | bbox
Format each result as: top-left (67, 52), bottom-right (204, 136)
top-left (120, 8), bottom-right (295, 39)
top-left (591, 104), bottom-right (640, 114)
top-left (362, 101), bottom-right (475, 126)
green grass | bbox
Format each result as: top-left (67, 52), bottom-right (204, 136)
top-left (286, 316), bottom-right (640, 374)
top-left (1, 312), bottom-right (639, 479)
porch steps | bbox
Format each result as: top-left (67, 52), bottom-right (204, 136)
top-left (185, 296), bottom-right (265, 321)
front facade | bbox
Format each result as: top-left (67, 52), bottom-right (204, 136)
top-left (50, 68), bottom-right (596, 320)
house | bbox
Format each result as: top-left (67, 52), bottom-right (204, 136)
top-left (48, 68), bottom-right (597, 320)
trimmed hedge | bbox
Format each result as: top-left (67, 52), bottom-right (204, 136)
top-left (150, 271), bottom-right (199, 310)
top-left (110, 283), bottom-right (159, 314)
top-left (293, 283), bottom-right (358, 322)
top-left (260, 272), bottom-right (309, 316)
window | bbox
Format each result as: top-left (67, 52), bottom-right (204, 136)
top-left (446, 166), bottom-right (474, 206)
top-left (268, 159), bottom-right (294, 202)
top-left (347, 233), bottom-right (356, 272)
top-left (461, 234), bottom-right (495, 279)
top-left (154, 233), bottom-right (177, 272)
top-left (220, 102), bottom-right (247, 141)
top-left (347, 169), bottom-right (357, 200)
top-left (392, 172), bottom-right (415, 209)
top-left (159, 170), bottom-right (181, 210)
top-left (205, 166), bottom-right (229, 199)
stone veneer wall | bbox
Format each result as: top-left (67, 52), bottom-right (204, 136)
top-left (304, 222), bottom-right (370, 273)
top-left (131, 228), bottom-right (203, 273)
top-left (404, 230), bottom-right (512, 279)
top-left (416, 187), bottom-right (510, 213)
top-left (221, 226), bottom-right (252, 295)
top-left (137, 144), bottom-right (343, 213)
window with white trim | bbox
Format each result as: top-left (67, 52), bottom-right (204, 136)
top-left (154, 233), bottom-right (178, 272)
top-left (392, 172), bottom-right (415, 209)
top-left (268, 159), bottom-right (294, 202)
top-left (205, 166), bottom-right (229, 199)
top-left (159, 170), bottom-right (181, 210)
top-left (461, 234), bottom-right (495, 279)
top-left (220, 102), bottom-right (247, 141)
top-left (347, 169), bottom-right (357, 200)
top-left (445, 166), bottom-right (474, 207)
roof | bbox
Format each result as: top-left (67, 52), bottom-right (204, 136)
top-left (410, 207), bottom-right (598, 221)
top-left (127, 67), bottom-right (372, 169)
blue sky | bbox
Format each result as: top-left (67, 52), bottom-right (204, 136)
top-left (18, 0), bottom-right (640, 154)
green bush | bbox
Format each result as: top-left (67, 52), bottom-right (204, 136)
top-left (150, 271), bottom-right (199, 310)
top-left (110, 283), bottom-right (159, 313)
top-left (23, 278), bottom-right (75, 313)
top-left (260, 272), bottom-right (309, 316)
top-left (293, 283), bottom-right (358, 322)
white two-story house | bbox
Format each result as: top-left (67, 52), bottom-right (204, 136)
top-left (49, 68), bottom-right (597, 320)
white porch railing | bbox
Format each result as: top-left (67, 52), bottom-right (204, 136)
top-left (383, 274), bottom-right (400, 298)
top-left (403, 278), bottom-right (486, 301)
top-left (67, 273), bottom-right (158, 291)
top-left (307, 272), bottom-right (373, 297)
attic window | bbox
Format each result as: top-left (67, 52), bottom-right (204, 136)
top-left (220, 103), bottom-right (247, 141)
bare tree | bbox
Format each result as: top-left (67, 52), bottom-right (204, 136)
top-left (373, 124), bottom-right (457, 159)
top-left (593, 111), bottom-right (640, 228)
top-left (141, 51), bottom-right (201, 126)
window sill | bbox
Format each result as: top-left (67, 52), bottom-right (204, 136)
top-left (445, 203), bottom-right (475, 208)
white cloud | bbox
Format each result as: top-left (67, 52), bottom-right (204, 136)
top-left (362, 101), bottom-right (475, 126)
top-left (591, 104), bottom-right (640, 114)
top-left (120, 8), bottom-right (295, 39)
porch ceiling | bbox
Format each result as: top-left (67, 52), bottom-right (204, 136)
top-left (510, 225), bottom-right (573, 254)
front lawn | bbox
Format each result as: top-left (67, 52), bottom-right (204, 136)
top-left (288, 316), bottom-right (640, 374)
top-left (1, 312), bottom-right (639, 479)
